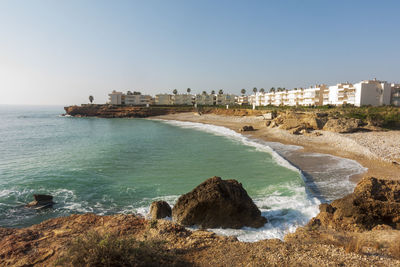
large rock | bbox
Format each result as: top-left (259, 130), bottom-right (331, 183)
top-left (149, 201), bottom-right (172, 220)
top-left (271, 111), bottom-right (328, 131)
top-left (172, 177), bottom-right (267, 229)
top-left (26, 194), bottom-right (54, 209)
top-left (322, 118), bottom-right (363, 133)
top-left (308, 177), bottom-right (400, 231)
top-left (239, 125), bottom-right (255, 132)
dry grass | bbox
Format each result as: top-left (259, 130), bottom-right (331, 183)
top-left (56, 231), bottom-right (185, 267)
top-left (344, 237), bottom-right (363, 254)
top-left (389, 236), bottom-right (400, 259)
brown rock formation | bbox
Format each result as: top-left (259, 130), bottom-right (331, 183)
top-left (26, 194), bottom-right (54, 209)
top-left (309, 177), bottom-right (400, 231)
top-left (64, 104), bottom-right (195, 118)
top-left (149, 201), bottom-right (172, 220)
top-left (322, 118), bottom-right (364, 133)
top-left (239, 125), bottom-right (255, 131)
top-left (172, 176), bottom-right (267, 229)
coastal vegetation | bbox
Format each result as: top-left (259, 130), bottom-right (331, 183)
top-left (57, 231), bottom-right (181, 267)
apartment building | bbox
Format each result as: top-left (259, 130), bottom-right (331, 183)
top-left (195, 94), bottom-right (214, 105)
top-left (108, 91), bottom-right (153, 105)
top-left (237, 95), bottom-right (249, 105)
top-left (391, 84), bottom-right (400, 106)
top-left (155, 94), bottom-right (173, 105)
top-left (354, 80), bottom-right (391, 107)
top-left (124, 94), bottom-right (153, 105)
top-left (171, 94), bottom-right (193, 105)
top-left (327, 83), bottom-right (355, 105)
top-left (215, 94), bottom-right (236, 105)
top-left (108, 91), bottom-right (124, 105)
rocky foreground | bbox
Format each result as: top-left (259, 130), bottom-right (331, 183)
top-left (2, 176), bottom-right (400, 266)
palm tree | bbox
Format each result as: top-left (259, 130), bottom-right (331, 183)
top-left (202, 91), bottom-right (207, 95)
top-left (270, 87), bottom-right (275, 93)
top-left (218, 89), bottom-right (223, 95)
top-left (241, 89), bottom-right (246, 95)
top-left (187, 88), bottom-right (191, 94)
top-left (253, 87), bottom-right (257, 94)
top-left (277, 87), bottom-right (282, 92)
top-left (260, 88), bottom-right (265, 93)
top-left (89, 95), bottom-right (94, 104)
top-left (173, 89), bottom-right (178, 95)
top-left (211, 90), bottom-right (215, 95)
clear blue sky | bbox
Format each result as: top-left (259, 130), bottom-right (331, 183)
top-left (1, 0), bottom-right (399, 105)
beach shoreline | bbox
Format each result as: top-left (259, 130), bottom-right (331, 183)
top-left (150, 112), bottom-right (400, 182)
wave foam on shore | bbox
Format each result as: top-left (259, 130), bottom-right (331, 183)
top-left (155, 119), bottom-right (323, 241)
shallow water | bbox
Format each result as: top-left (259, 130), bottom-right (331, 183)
top-left (0, 105), bottom-right (365, 241)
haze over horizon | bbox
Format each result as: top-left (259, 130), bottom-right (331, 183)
top-left (1, 0), bottom-right (399, 105)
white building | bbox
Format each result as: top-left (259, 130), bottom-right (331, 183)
top-left (172, 94), bottom-right (194, 105)
top-left (215, 94), bottom-right (236, 105)
top-left (108, 91), bottom-right (152, 105)
top-left (327, 80), bottom-right (391, 107)
top-left (195, 94), bottom-right (214, 105)
top-left (108, 91), bottom-right (124, 105)
top-left (327, 82), bottom-right (355, 105)
top-left (252, 85), bottom-right (326, 107)
top-left (354, 80), bottom-right (391, 107)
top-left (391, 84), bottom-right (400, 106)
top-left (236, 95), bottom-right (249, 105)
top-left (124, 94), bottom-right (153, 105)
top-left (155, 94), bottom-right (173, 105)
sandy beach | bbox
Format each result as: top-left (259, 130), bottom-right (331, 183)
top-left (152, 112), bottom-right (400, 181)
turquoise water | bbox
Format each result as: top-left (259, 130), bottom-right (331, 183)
top-left (0, 105), bottom-right (321, 240)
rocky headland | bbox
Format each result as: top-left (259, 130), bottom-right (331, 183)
top-left (2, 176), bottom-right (400, 266)
top-left (64, 104), bottom-right (196, 118)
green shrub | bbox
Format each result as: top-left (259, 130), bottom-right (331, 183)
top-left (56, 231), bottom-right (181, 267)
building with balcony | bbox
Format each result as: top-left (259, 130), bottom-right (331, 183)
top-left (171, 94), bottom-right (194, 105)
top-left (108, 91), bottom-right (124, 105)
top-left (327, 83), bottom-right (356, 105)
top-left (215, 94), bottom-right (236, 105)
top-left (195, 94), bottom-right (214, 105)
top-left (155, 94), bottom-right (173, 105)
top-left (236, 95), bottom-right (249, 105)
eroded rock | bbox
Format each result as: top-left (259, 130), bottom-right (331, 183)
top-left (239, 125), bottom-right (255, 132)
top-left (26, 194), bottom-right (54, 209)
top-left (309, 177), bottom-right (400, 231)
top-left (322, 118), bottom-right (363, 133)
top-left (149, 201), bottom-right (172, 220)
top-left (172, 176), bottom-right (267, 229)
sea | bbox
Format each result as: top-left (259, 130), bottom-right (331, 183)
top-left (0, 105), bottom-right (366, 241)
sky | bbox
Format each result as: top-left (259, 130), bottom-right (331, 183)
top-left (0, 0), bottom-right (399, 105)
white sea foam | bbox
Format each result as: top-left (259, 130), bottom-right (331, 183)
top-left (156, 119), bottom-right (300, 173)
top-left (152, 119), bottom-right (323, 241)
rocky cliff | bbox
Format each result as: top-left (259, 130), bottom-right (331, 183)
top-left (2, 177), bottom-right (400, 266)
top-left (64, 105), bottom-right (196, 118)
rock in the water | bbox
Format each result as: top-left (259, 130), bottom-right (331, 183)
top-left (149, 201), bottom-right (172, 220)
top-left (309, 177), bottom-right (400, 231)
top-left (239, 125), bottom-right (255, 132)
top-left (172, 176), bottom-right (267, 229)
top-left (26, 194), bottom-right (54, 209)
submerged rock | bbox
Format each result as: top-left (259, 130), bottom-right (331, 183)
top-left (26, 194), bottom-right (55, 209)
top-left (149, 201), bottom-right (172, 220)
top-left (172, 176), bottom-right (267, 229)
top-left (308, 177), bottom-right (400, 231)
